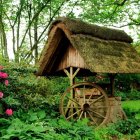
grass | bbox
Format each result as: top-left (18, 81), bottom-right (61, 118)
top-left (122, 100), bottom-right (140, 111)
top-left (122, 100), bottom-right (140, 119)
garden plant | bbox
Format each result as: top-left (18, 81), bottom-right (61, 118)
top-left (0, 61), bottom-right (140, 140)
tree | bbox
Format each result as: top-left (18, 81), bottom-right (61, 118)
top-left (0, 0), bottom-right (81, 63)
top-left (0, 0), bottom-right (9, 60)
top-left (0, 0), bottom-right (140, 64)
top-left (79, 0), bottom-right (140, 40)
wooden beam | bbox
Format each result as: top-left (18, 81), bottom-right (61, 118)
top-left (64, 68), bottom-right (70, 79)
top-left (72, 68), bottom-right (80, 79)
top-left (109, 74), bottom-right (116, 96)
top-left (70, 67), bottom-right (73, 86)
top-left (64, 67), bottom-right (80, 86)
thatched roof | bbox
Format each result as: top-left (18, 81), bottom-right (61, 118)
top-left (71, 35), bottom-right (140, 73)
top-left (37, 17), bottom-right (140, 76)
top-left (49, 17), bottom-right (133, 43)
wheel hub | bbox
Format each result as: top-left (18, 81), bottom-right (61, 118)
top-left (82, 103), bottom-right (90, 111)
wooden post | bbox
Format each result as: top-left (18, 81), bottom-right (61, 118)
top-left (109, 74), bottom-right (116, 96)
top-left (70, 67), bottom-right (74, 86)
top-left (63, 67), bottom-right (80, 117)
top-left (63, 66), bottom-right (80, 101)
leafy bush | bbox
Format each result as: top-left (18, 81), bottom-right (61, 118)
top-left (1, 60), bottom-right (140, 139)
top-left (94, 126), bottom-right (123, 140)
top-left (113, 119), bottom-right (140, 135)
top-left (127, 89), bottom-right (140, 100)
top-left (0, 113), bottom-right (95, 140)
top-left (115, 91), bottom-right (127, 101)
top-left (134, 129), bottom-right (140, 140)
top-left (122, 100), bottom-right (140, 119)
top-left (115, 89), bottom-right (140, 101)
top-left (0, 65), bottom-right (14, 116)
top-left (115, 74), bottom-right (140, 92)
top-left (123, 108), bottom-right (138, 118)
top-left (0, 62), bottom-right (59, 111)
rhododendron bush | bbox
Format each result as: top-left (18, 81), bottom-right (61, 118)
top-left (0, 65), bottom-right (13, 116)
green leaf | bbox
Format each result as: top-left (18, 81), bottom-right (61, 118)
top-left (29, 114), bottom-right (38, 121)
top-left (37, 110), bottom-right (46, 119)
top-left (0, 118), bottom-right (10, 126)
top-left (0, 103), bottom-right (3, 114)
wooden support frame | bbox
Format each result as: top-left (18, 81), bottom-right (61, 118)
top-left (63, 67), bottom-right (80, 118)
top-left (64, 67), bottom-right (80, 86)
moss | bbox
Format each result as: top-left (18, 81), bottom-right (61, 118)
top-left (71, 34), bottom-right (140, 73)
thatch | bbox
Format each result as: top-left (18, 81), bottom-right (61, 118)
top-left (49, 17), bottom-right (133, 43)
top-left (37, 17), bottom-right (140, 76)
top-left (70, 34), bottom-right (140, 73)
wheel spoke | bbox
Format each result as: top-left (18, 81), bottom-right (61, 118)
top-left (90, 95), bottom-right (104, 105)
top-left (66, 96), bottom-right (80, 106)
top-left (88, 109), bottom-right (106, 119)
top-left (67, 109), bottom-right (82, 120)
top-left (93, 106), bottom-right (108, 109)
top-left (88, 93), bottom-right (93, 101)
top-left (84, 112), bottom-right (87, 118)
top-left (83, 86), bottom-right (86, 103)
top-left (87, 111), bottom-right (98, 126)
top-left (64, 100), bottom-right (71, 115)
top-left (75, 88), bottom-right (81, 100)
top-left (83, 89), bottom-right (86, 104)
top-left (79, 111), bottom-right (83, 120)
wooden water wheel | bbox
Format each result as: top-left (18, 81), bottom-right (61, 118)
top-left (60, 82), bottom-right (110, 127)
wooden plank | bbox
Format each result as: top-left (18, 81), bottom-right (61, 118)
top-left (45, 28), bottom-right (64, 72)
top-left (57, 44), bottom-right (87, 71)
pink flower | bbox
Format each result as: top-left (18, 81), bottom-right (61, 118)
top-left (0, 65), bottom-right (3, 70)
top-left (0, 72), bottom-right (8, 79)
top-left (4, 80), bottom-right (9, 86)
top-left (0, 92), bottom-right (3, 98)
top-left (5, 109), bottom-right (13, 116)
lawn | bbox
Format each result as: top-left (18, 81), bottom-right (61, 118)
top-left (122, 100), bottom-right (140, 119)
top-left (122, 100), bottom-right (140, 111)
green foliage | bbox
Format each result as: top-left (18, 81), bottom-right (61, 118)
top-left (1, 61), bottom-right (140, 139)
top-left (115, 91), bottom-right (127, 101)
top-left (126, 89), bottom-right (140, 100)
top-left (122, 100), bottom-right (140, 119)
top-left (0, 113), bottom-right (95, 140)
top-left (123, 108), bottom-right (140, 119)
top-left (122, 100), bottom-right (140, 112)
top-left (115, 74), bottom-right (140, 92)
top-left (0, 61), bottom-right (58, 110)
top-left (94, 126), bottom-right (123, 140)
top-left (134, 129), bottom-right (140, 139)
top-left (80, 0), bottom-right (140, 35)
top-left (115, 89), bottom-right (140, 101)
top-left (1, 0), bottom-right (140, 63)
top-left (113, 119), bottom-right (140, 135)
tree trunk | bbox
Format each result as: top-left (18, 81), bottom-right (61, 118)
top-left (0, 1), bottom-right (9, 60)
top-left (34, 15), bottom-right (38, 64)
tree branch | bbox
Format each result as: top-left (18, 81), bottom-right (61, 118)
top-left (24, 0), bottom-right (67, 60)
top-left (109, 0), bottom-right (128, 20)
top-left (18, 0), bottom-right (51, 50)
top-left (114, 0), bottom-right (128, 6)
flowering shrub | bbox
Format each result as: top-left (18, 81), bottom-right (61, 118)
top-left (5, 109), bottom-right (13, 116)
top-left (0, 92), bottom-right (4, 98)
top-left (0, 72), bottom-right (8, 79)
top-left (0, 65), bottom-right (13, 116)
